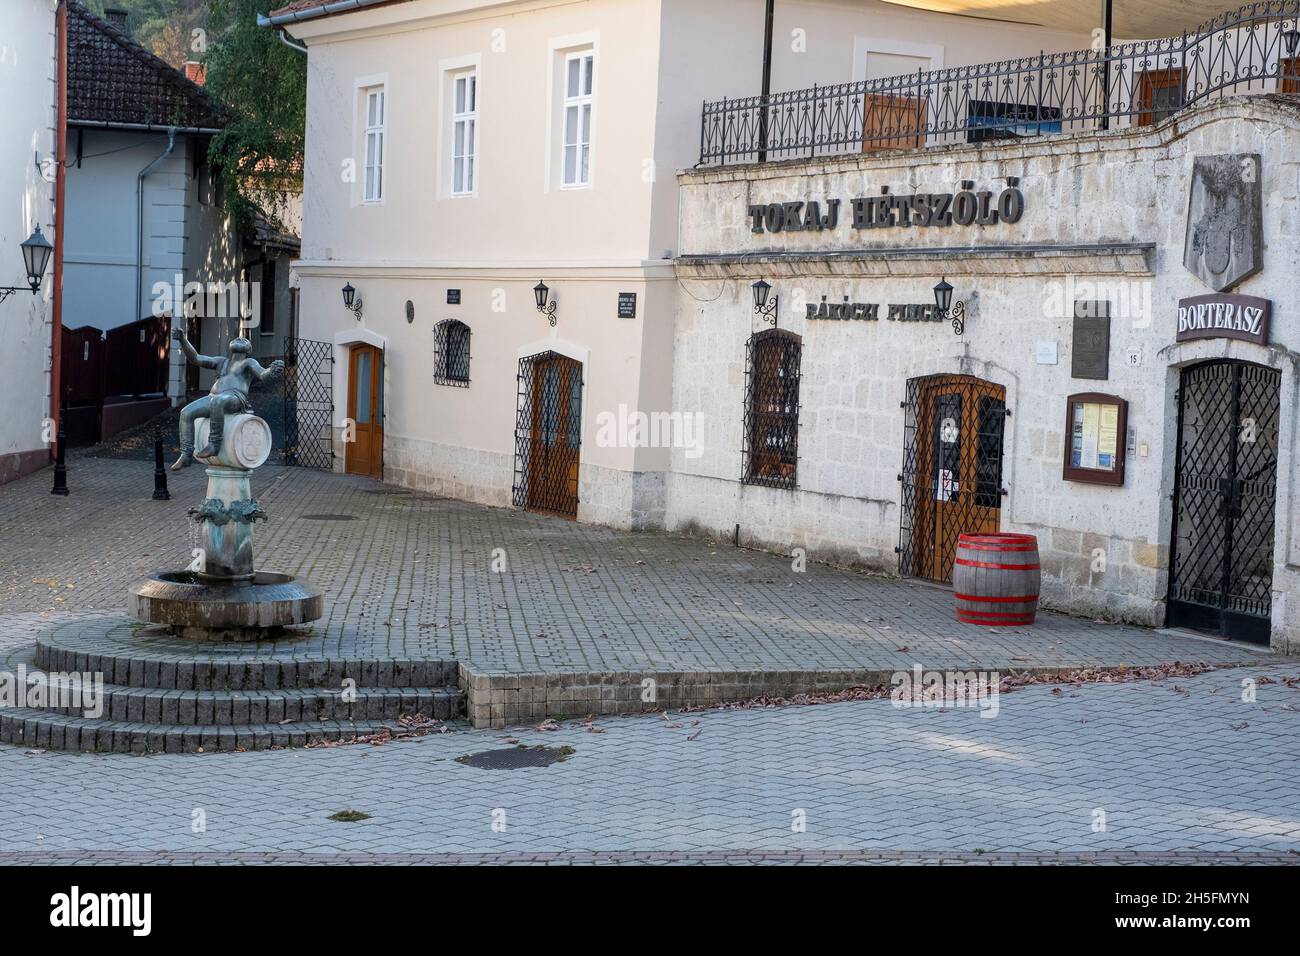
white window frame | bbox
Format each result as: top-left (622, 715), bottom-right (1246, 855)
top-left (450, 69), bottom-right (478, 197)
top-left (850, 36), bottom-right (945, 82)
top-left (362, 84), bottom-right (386, 203)
top-left (560, 51), bottom-right (594, 189)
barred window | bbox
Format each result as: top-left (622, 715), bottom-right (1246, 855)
top-left (974, 395), bottom-right (1006, 508)
top-left (742, 329), bottom-right (801, 488)
top-left (434, 319), bottom-right (471, 386)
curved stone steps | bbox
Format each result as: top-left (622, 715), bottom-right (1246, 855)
top-left (34, 633), bottom-right (459, 691)
top-left (7, 618), bottom-right (468, 752)
top-left (31, 681), bottom-right (461, 725)
top-left (0, 710), bottom-right (440, 754)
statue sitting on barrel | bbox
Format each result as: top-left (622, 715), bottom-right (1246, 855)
top-left (172, 330), bottom-right (284, 470)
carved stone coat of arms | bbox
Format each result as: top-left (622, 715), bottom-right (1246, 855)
top-left (1183, 154), bottom-right (1262, 292)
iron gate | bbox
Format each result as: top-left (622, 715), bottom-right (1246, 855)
top-left (1168, 360), bottom-right (1279, 644)
top-left (282, 337), bottom-right (335, 470)
top-left (512, 351), bottom-right (583, 517)
top-left (898, 374), bottom-right (1007, 581)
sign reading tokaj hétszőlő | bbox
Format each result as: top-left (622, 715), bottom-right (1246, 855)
top-left (746, 181), bottom-right (1025, 234)
top-left (1176, 292), bottom-right (1271, 346)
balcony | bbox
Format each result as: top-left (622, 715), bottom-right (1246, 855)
top-left (698, 2), bottom-right (1300, 166)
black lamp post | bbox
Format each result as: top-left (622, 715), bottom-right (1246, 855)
top-left (933, 277), bottom-right (965, 336)
top-left (341, 282), bottom-right (363, 320)
top-left (0, 225), bottom-right (53, 304)
top-left (534, 280), bottom-right (557, 326)
top-left (751, 279), bottom-right (778, 326)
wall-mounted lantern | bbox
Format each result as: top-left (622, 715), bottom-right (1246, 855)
top-left (341, 282), bottom-right (363, 320)
top-left (534, 280), bottom-right (557, 326)
top-left (751, 279), bottom-right (778, 326)
top-left (933, 277), bottom-right (966, 336)
top-left (0, 226), bottom-right (53, 305)
top-left (1285, 25), bottom-right (1300, 58)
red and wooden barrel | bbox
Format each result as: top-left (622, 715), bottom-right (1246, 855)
top-left (953, 533), bottom-right (1041, 626)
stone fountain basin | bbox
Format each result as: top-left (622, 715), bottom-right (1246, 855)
top-left (129, 571), bottom-right (323, 641)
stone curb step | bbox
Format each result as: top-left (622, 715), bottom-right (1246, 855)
top-left (0, 709), bottom-right (449, 754)
top-left (35, 638), bottom-right (460, 691)
top-left (33, 681), bottom-right (463, 725)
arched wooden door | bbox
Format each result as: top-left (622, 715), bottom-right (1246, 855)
top-left (345, 343), bottom-right (383, 478)
top-left (512, 352), bottom-right (582, 518)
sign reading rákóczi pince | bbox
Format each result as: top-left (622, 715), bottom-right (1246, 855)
top-left (1176, 292), bottom-right (1271, 346)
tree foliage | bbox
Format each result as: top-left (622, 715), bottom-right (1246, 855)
top-left (84, 0), bottom-right (307, 232)
top-left (83, 1), bottom-right (209, 67)
top-left (202, 0), bottom-right (307, 231)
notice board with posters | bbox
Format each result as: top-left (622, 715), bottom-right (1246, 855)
top-left (1063, 392), bottom-right (1128, 486)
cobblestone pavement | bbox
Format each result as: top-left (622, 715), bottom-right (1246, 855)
top-left (0, 664), bottom-right (1295, 861)
top-left (0, 457), bottom-right (1270, 676)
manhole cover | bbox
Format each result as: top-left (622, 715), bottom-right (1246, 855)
top-left (299, 514), bottom-right (357, 521)
top-left (455, 745), bottom-right (574, 770)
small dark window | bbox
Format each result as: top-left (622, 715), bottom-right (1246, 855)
top-left (259, 259), bottom-right (276, 335)
top-left (743, 329), bottom-right (801, 488)
top-left (196, 159), bottom-right (211, 205)
top-left (434, 319), bottom-right (471, 386)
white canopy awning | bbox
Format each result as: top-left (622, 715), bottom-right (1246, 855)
top-left (878, 0), bottom-right (1270, 40)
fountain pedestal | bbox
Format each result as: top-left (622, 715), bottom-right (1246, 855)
top-left (128, 413), bottom-right (323, 641)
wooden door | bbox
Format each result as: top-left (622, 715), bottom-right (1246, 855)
top-left (526, 354), bottom-right (581, 517)
top-left (912, 375), bottom-right (1006, 582)
top-left (862, 93), bottom-right (927, 151)
top-left (1281, 57), bottom-right (1300, 94)
top-left (346, 343), bottom-right (383, 478)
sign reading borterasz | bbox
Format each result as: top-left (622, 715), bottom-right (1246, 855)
top-left (1176, 292), bottom-right (1271, 346)
top-left (1184, 154), bottom-right (1262, 292)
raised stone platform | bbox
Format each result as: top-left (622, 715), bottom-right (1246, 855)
top-left (0, 462), bottom-right (1282, 741)
top-left (0, 619), bottom-right (464, 753)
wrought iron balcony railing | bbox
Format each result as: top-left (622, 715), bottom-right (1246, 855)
top-left (699, 2), bottom-right (1300, 166)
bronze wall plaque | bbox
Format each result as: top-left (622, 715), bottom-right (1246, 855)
top-left (1071, 301), bottom-right (1110, 380)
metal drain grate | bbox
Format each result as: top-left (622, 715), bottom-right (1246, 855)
top-left (298, 514), bottom-right (358, 521)
top-left (455, 745), bottom-right (574, 770)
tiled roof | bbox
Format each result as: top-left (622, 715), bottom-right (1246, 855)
top-left (68, 1), bottom-right (226, 130)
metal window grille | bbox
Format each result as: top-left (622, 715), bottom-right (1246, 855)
top-left (433, 319), bottom-right (471, 386)
top-left (742, 329), bottom-right (801, 489)
top-left (700, 3), bottom-right (1300, 164)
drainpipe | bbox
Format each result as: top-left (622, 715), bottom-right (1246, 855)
top-left (135, 126), bottom-right (176, 324)
top-left (256, 0), bottom-right (391, 28)
top-left (278, 31), bottom-right (308, 54)
top-left (50, 0), bottom-right (68, 459)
